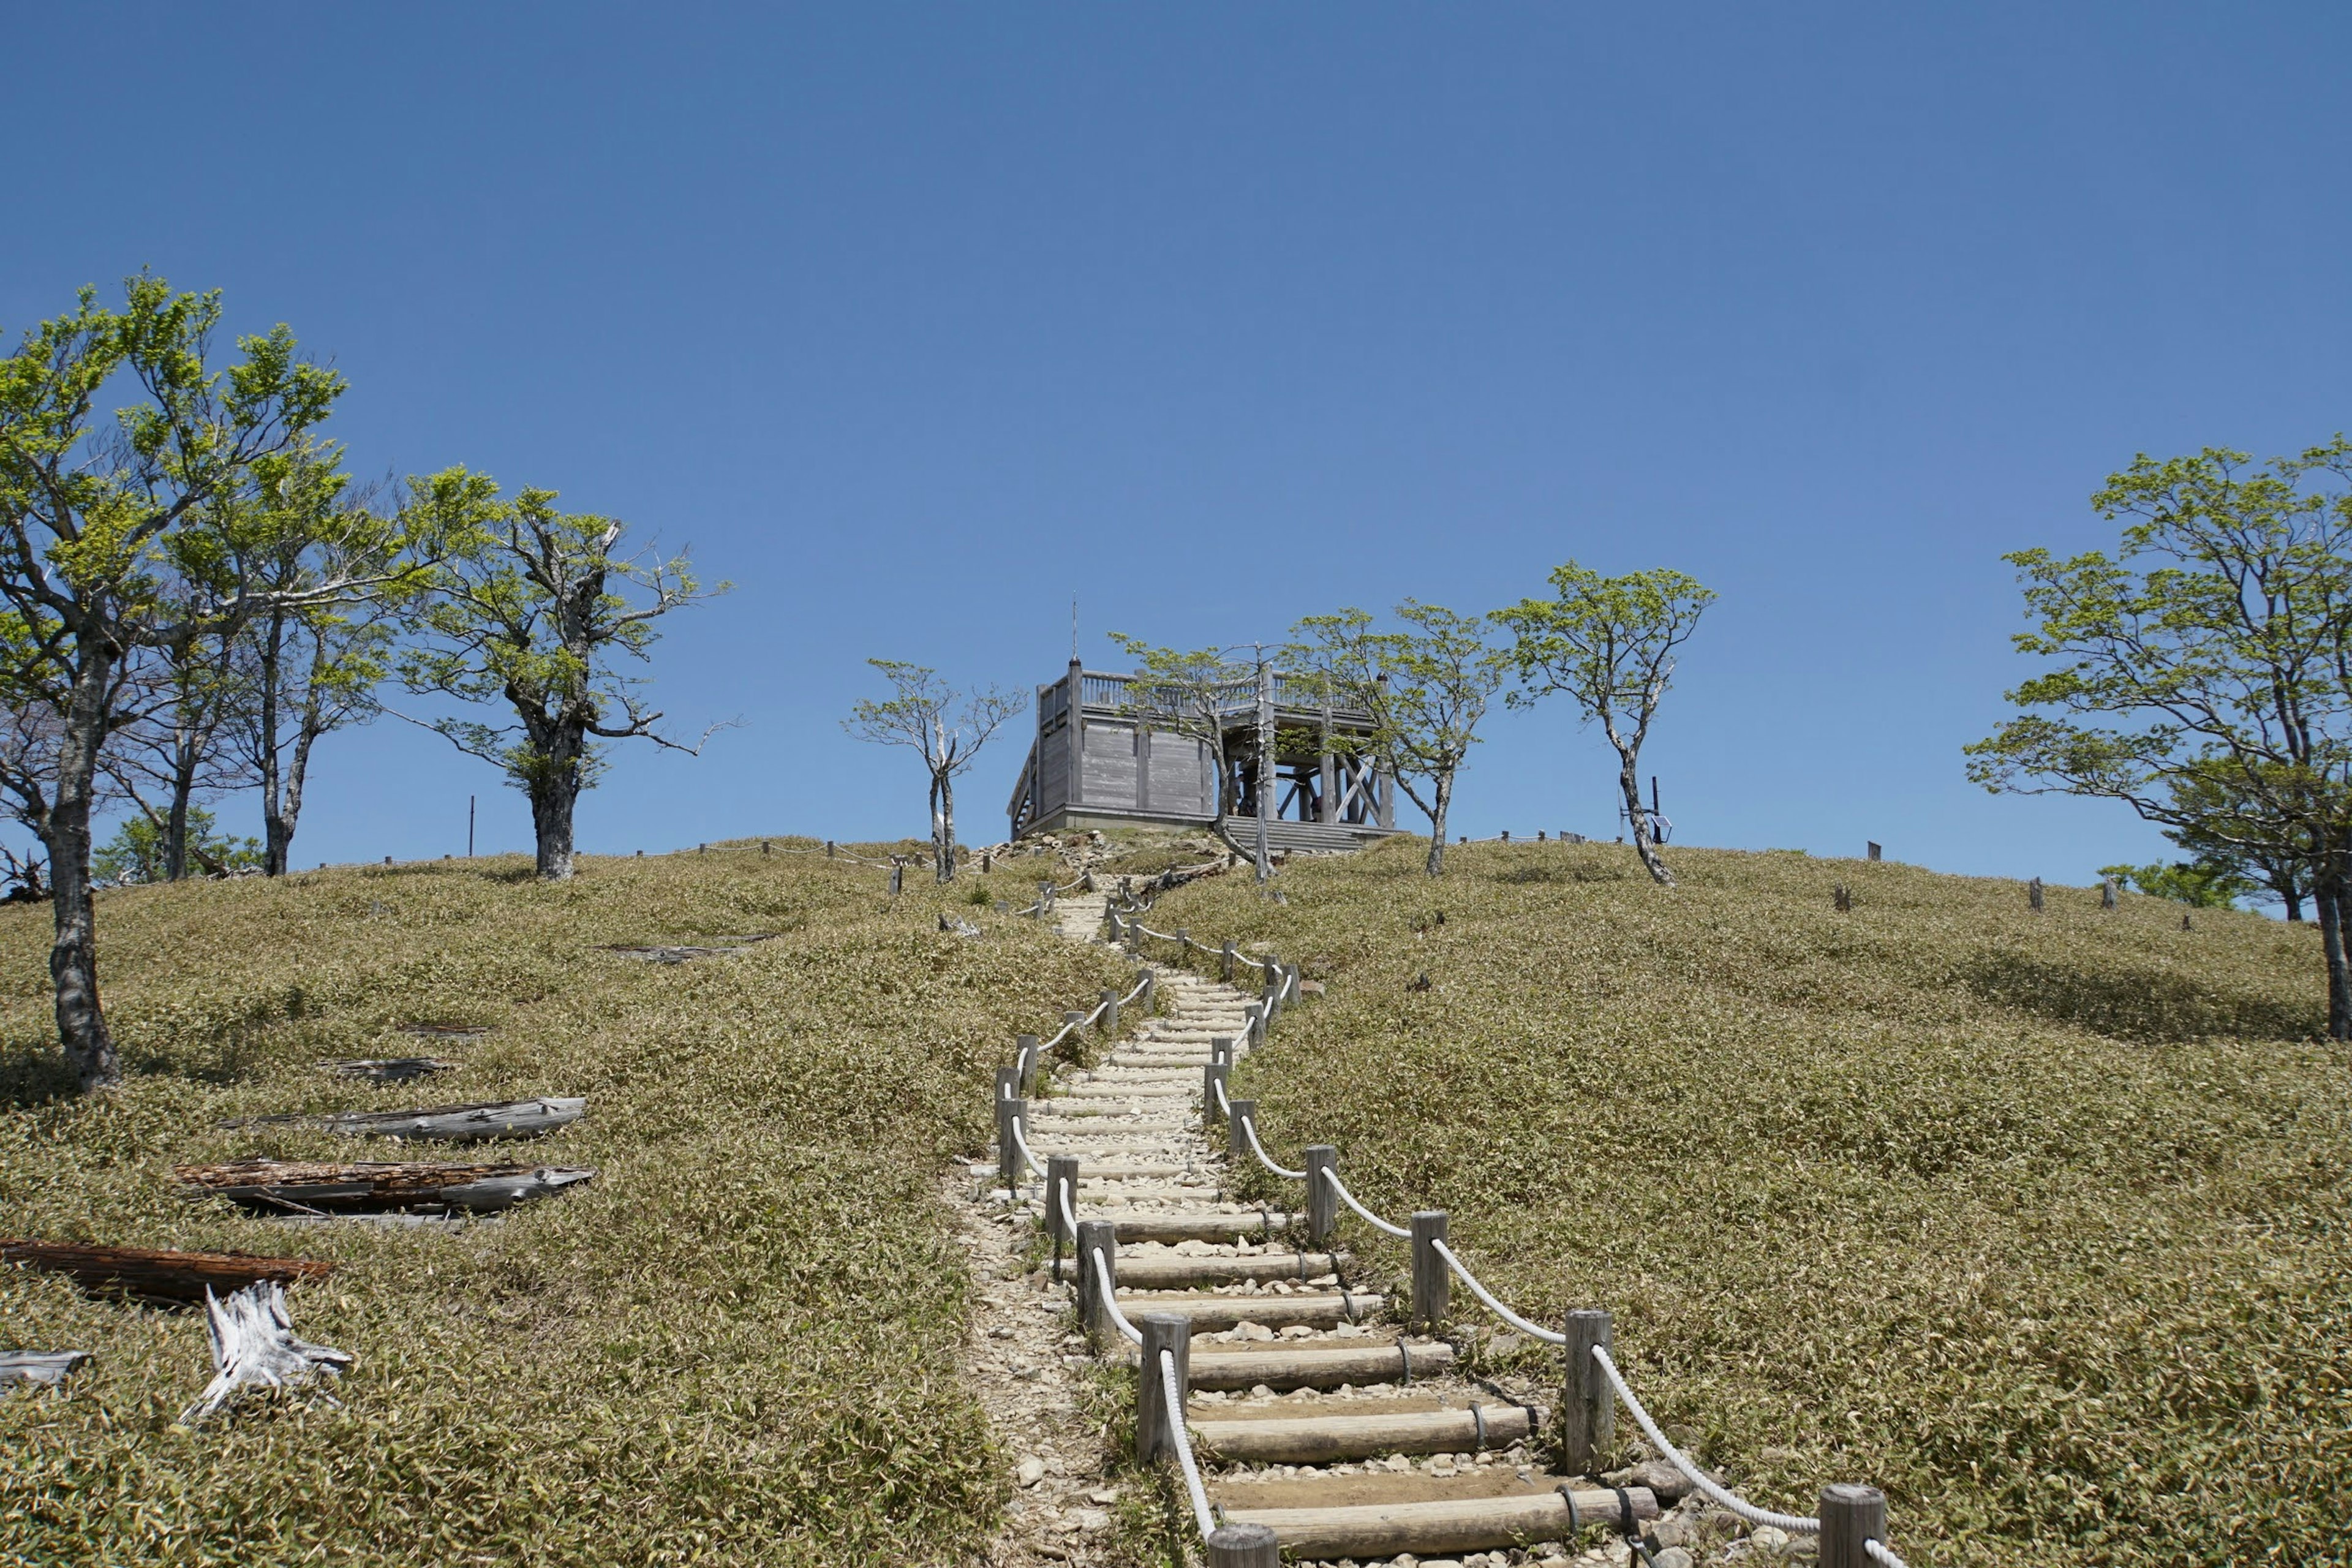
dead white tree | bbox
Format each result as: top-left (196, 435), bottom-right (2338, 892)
top-left (843, 660), bottom-right (1023, 883)
top-left (178, 1281), bottom-right (353, 1424)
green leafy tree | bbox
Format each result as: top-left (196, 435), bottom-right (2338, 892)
top-left (1494, 562), bottom-right (1715, 886)
top-left (1966, 440), bottom-right (2352, 1038)
top-left (95, 806), bottom-right (261, 886)
top-left (397, 471), bottom-right (723, 882)
top-left (2100, 859), bottom-right (2257, 909)
top-left (843, 660), bottom-right (1023, 883)
top-left (1289, 601), bottom-right (1507, 876)
top-left (0, 277), bottom-right (377, 1089)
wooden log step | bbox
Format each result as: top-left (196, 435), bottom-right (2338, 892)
top-left (1052, 1085), bottom-right (1194, 1101)
top-left (1219, 1485), bottom-right (1659, 1558)
top-left (1053, 1251), bottom-right (1337, 1286)
top-left (1107, 1212), bottom-right (1295, 1243)
top-left (222, 1097), bottom-right (586, 1142)
top-left (315, 1057), bottom-right (456, 1082)
top-left (1, 1350), bottom-right (91, 1390)
top-left (175, 1160), bottom-right (595, 1215)
top-left (1191, 1403), bottom-right (1533, 1462)
top-left (1111, 1291), bottom-right (1379, 1332)
top-left (1158, 1338), bottom-right (1456, 1390)
top-left (1076, 1163), bottom-right (1188, 1180)
top-left (1, 1238), bottom-right (333, 1306)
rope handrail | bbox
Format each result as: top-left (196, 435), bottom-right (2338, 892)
top-left (1009, 1115), bottom-right (1048, 1179)
top-left (1319, 1165), bottom-right (1410, 1237)
top-left (1864, 1539), bottom-right (1911, 1568)
top-left (1213, 1077), bottom-right (1231, 1115)
top-left (1160, 1348), bottom-right (1217, 1539)
top-left (1592, 1346), bottom-right (1819, 1535)
top-left (1239, 1109), bottom-right (1306, 1179)
top-left (1091, 1248), bottom-right (1144, 1345)
top-left (1121, 972), bottom-right (1152, 1003)
top-left (1430, 1238), bottom-right (1568, 1346)
top-left (1056, 1172), bottom-right (1077, 1238)
top-left (1132, 922), bottom-right (1178, 942)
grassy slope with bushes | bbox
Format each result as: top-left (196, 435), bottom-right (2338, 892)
top-left (0, 843), bottom-right (1125, 1567)
top-left (1145, 837), bottom-right (2349, 1568)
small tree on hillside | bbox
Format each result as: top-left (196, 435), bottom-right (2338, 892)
top-left (1965, 440), bottom-right (2352, 1038)
top-left (1109, 636), bottom-right (1272, 880)
top-left (100, 616), bottom-right (249, 880)
top-left (1494, 562), bottom-right (1714, 887)
top-left (397, 470), bottom-right (723, 882)
top-left (1289, 601), bottom-right (1507, 876)
top-left (843, 660), bottom-right (1023, 883)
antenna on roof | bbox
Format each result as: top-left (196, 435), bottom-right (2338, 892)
top-left (1071, 596), bottom-right (1079, 662)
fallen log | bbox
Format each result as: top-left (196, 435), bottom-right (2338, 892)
top-left (1, 1238), bottom-right (333, 1306)
top-left (1, 1351), bottom-right (91, 1390)
top-left (180, 1281), bottom-right (353, 1424)
top-left (1158, 1339), bottom-right (1456, 1391)
top-left (175, 1159), bottom-right (595, 1215)
top-left (1219, 1485), bottom-right (1659, 1557)
top-left (396, 1022), bottom-right (490, 1039)
top-left (222, 1096), bottom-right (586, 1142)
top-left (1193, 1402), bottom-right (1533, 1463)
top-left (315, 1057), bottom-right (456, 1082)
top-left (604, 933), bottom-right (777, 964)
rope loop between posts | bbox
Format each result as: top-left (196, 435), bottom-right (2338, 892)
top-left (1430, 1239), bottom-right (1567, 1345)
top-left (1121, 971), bottom-right (1152, 1003)
top-left (1010, 1115), bottom-right (1047, 1179)
top-left (1057, 1173), bottom-right (1078, 1238)
top-left (1213, 1077), bottom-right (1232, 1115)
top-left (1091, 1248), bottom-right (1144, 1345)
top-left (1591, 1346), bottom-right (1819, 1535)
top-left (1160, 1348), bottom-right (1218, 1539)
top-left (1863, 1540), bottom-right (1910, 1568)
top-left (1241, 1109), bottom-right (1306, 1179)
top-left (1320, 1165), bottom-right (1410, 1237)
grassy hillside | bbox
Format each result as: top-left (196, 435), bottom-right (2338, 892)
top-left (0, 843), bottom-right (1126, 1567)
top-left (1144, 838), bottom-right (2350, 1568)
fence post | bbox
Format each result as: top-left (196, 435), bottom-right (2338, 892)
top-left (1138, 969), bottom-right (1155, 1014)
top-left (1076, 1220), bottom-right (1117, 1349)
top-left (1818, 1484), bottom-right (1887, 1568)
top-left (1204, 1064), bottom-right (1229, 1125)
top-left (1262, 966), bottom-right (1283, 1023)
top-left (1046, 1156), bottom-right (1080, 1256)
top-left (2029, 876), bottom-right (2045, 913)
top-left (1303, 1145), bottom-right (1337, 1246)
top-left (1222, 939), bottom-right (1237, 984)
top-left (1561, 1308), bottom-right (1613, 1475)
top-left (1100, 988), bottom-right (1119, 1036)
top-left (1245, 1003), bottom-right (1264, 1049)
top-left (1136, 1313), bottom-right (1190, 1465)
top-left (1211, 1037), bottom-right (1235, 1071)
top-left (826, 840), bottom-right (835, 858)
top-left (1205, 1523), bottom-right (1281, 1568)
top-left (1410, 1211), bottom-right (1450, 1330)
top-left (2102, 875), bottom-right (2118, 910)
top-left (997, 1096), bottom-right (1026, 1187)
top-left (1867, 840), bottom-right (1882, 861)
top-left (1015, 1035), bottom-right (1039, 1096)
top-left (1175, 927), bottom-right (1188, 960)
top-left (1227, 1099), bottom-right (1256, 1161)
top-left (1284, 962), bottom-right (1302, 1005)
top-left (889, 863), bottom-right (903, 895)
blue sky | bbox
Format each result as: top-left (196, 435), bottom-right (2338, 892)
top-left (6, 4), bottom-right (2348, 881)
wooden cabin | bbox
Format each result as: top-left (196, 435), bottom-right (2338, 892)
top-left (1006, 659), bottom-right (1398, 853)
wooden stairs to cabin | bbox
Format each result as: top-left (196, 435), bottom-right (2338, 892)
top-left (1011, 891), bottom-right (1668, 1565)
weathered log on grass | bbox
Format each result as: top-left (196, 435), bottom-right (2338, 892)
top-left (1, 1351), bottom-right (91, 1390)
top-left (315, 1057), bottom-right (457, 1082)
top-left (1, 1238), bottom-right (333, 1306)
top-left (1218, 1485), bottom-right (1658, 1557)
top-left (604, 934), bottom-right (778, 964)
top-left (222, 1096), bottom-right (586, 1142)
top-left (175, 1159), bottom-right (595, 1215)
top-left (1191, 1402), bottom-right (1532, 1462)
top-left (179, 1281), bottom-right (353, 1424)
top-left (396, 1022), bottom-right (490, 1039)
top-left (1165, 1340), bottom-right (1457, 1391)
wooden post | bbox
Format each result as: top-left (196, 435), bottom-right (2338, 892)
top-left (1262, 965), bottom-right (1283, 1023)
top-left (1245, 1003), bottom-right (1264, 1049)
top-left (1817, 1483), bottom-right (1887, 1568)
top-left (1137, 970), bottom-right (1155, 1014)
top-left (1500, 829), bottom-right (1510, 843)
top-left (1076, 1220), bottom-right (1117, 1348)
top-left (1222, 940), bottom-right (1237, 984)
top-left (1046, 1156), bottom-right (1080, 1251)
top-left (1100, 988), bottom-right (1119, 1036)
top-left (1227, 1099), bottom-right (1256, 1161)
top-left (1205, 1523), bottom-right (1281, 1568)
top-left (1136, 1313), bottom-right (1191, 1465)
top-left (761, 839), bottom-right (771, 856)
top-left (1015, 1035), bottom-right (1039, 1096)
top-left (1834, 883), bottom-right (1852, 913)
top-left (1561, 1308), bottom-right (1613, 1475)
top-left (889, 863), bottom-right (903, 895)
top-left (1867, 841), bottom-right (1881, 861)
top-left (1204, 1064), bottom-right (1229, 1124)
top-left (2029, 876), bottom-right (2045, 913)
top-left (982, 850), bottom-right (992, 873)
top-left (997, 1096), bottom-right (1025, 1186)
top-left (1175, 927), bottom-right (1189, 959)
top-left (2103, 875), bottom-right (2118, 910)
top-left (1303, 1145), bottom-right (1337, 1246)
top-left (826, 840), bottom-right (835, 858)
top-left (1211, 1037), bottom-right (1235, 1069)
top-left (1410, 1211), bottom-right (1449, 1329)
top-left (1284, 963), bottom-right (1302, 1005)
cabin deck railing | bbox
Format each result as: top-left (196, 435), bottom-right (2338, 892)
top-left (1073, 668), bottom-right (1373, 724)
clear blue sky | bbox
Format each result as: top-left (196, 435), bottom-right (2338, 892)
top-left (7, 4), bottom-right (2348, 881)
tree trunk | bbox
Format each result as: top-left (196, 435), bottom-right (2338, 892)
top-left (256, 613), bottom-right (290, 876)
top-left (47, 648), bottom-right (120, 1089)
top-left (1619, 748), bottom-right (1675, 886)
top-left (527, 722), bottom-right (585, 881)
top-left (274, 696), bottom-right (322, 876)
top-left (2317, 879), bottom-right (2350, 1041)
top-left (164, 738), bottom-right (198, 881)
top-left (1424, 774), bottom-right (1451, 876)
top-left (934, 769), bottom-right (956, 883)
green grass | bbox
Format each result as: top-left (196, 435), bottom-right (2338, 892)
top-left (1140, 837), bottom-right (2351, 1568)
top-left (0, 842), bottom-right (1128, 1567)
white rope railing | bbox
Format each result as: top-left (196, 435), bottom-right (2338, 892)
top-left (1240, 1109), bottom-right (1306, 1179)
top-left (1213, 1077), bottom-right (1231, 1116)
top-left (1430, 1239), bottom-right (1567, 1346)
top-left (1320, 1166), bottom-right (1410, 1237)
top-left (1592, 1346), bottom-right (1819, 1535)
top-left (1863, 1540), bottom-right (1910, 1568)
top-left (1090, 1248), bottom-right (1144, 1345)
top-left (1160, 1348), bottom-right (1217, 1539)
top-left (1056, 1172), bottom-right (1078, 1238)
top-left (1121, 971), bottom-right (1152, 1003)
top-left (1009, 1115), bottom-right (1047, 1178)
